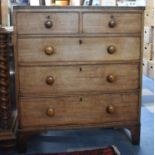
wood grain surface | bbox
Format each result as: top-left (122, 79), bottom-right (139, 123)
top-left (17, 37), bottom-right (140, 62)
top-left (83, 13), bottom-right (142, 34)
top-left (20, 93), bottom-right (139, 128)
top-left (19, 64), bottom-right (139, 96)
top-left (16, 12), bottom-right (79, 34)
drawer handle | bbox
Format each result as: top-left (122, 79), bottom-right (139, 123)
top-left (109, 19), bottom-right (116, 28)
top-left (107, 45), bottom-right (116, 54)
top-left (45, 46), bottom-right (54, 55)
top-left (45, 20), bottom-right (53, 28)
top-left (46, 76), bottom-right (55, 85)
top-left (46, 108), bottom-right (55, 117)
top-left (107, 74), bottom-right (116, 83)
top-left (106, 105), bottom-right (115, 114)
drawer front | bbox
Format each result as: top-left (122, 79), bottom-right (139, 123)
top-left (18, 37), bottom-right (140, 62)
top-left (83, 13), bottom-right (141, 34)
top-left (16, 12), bottom-right (79, 34)
top-left (20, 93), bottom-right (139, 128)
top-left (19, 64), bottom-right (139, 96)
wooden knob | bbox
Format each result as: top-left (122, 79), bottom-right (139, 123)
top-left (107, 45), bottom-right (116, 54)
top-left (45, 20), bottom-right (53, 28)
top-left (46, 108), bottom-right (55, 117)
top-left (109, 20), bottom-right (116, 28)
top-left (107, 75), bottom-right (116, 83)
top-left (46, 76), bottom-right (54, 85)
top-left (45, 46), bottom-right (54, 55)
top-left (106, 105), bottom-right (115, 114)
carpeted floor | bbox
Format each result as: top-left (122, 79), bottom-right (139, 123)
top-left (26, 146), bottom-right (120, 155)
top-left (0, 76), bottom-right (154, 155)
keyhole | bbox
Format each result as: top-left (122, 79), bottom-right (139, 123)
top-left (111, 15), bottom-right (114, 19)
top-left (47, 16), bottom-right (50, 19)
top-left (79, 67), bottom-right (82, 72)
top-left (79, 40), bottom-right (83, 45)
top-left (80, 97), bottom-right (83, 102)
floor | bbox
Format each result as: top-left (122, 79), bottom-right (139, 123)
top-left (0, 76), bottom-right (154, 155)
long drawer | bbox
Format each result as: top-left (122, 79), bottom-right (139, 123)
top-left (16, 12), bottom-right (79, 34)
top-left (83, 13), bottom-right (142, 34)
top-left (18, 37), bottom-right (140, 62)
top-left (19, 64), bottom-right (139, 96)
top-left (20, 93), bottom-right (139, 128)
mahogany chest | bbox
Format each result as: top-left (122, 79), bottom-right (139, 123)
top-left (13, 6), bottom-right (144, 152)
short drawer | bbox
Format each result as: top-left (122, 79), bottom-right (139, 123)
top-left (18, 37), bottom-right (140, 62)
top-left (20, 93), bottom-right (139, 128)
top-left (83, 13), bottom-right (141, 34)
top-left (16, 12), bottom-right (79, 34)
top-left (19, 64), bottom-right (139, 96)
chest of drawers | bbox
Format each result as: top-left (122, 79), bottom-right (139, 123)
top-left (13, 6), bottom-right (144, 152)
